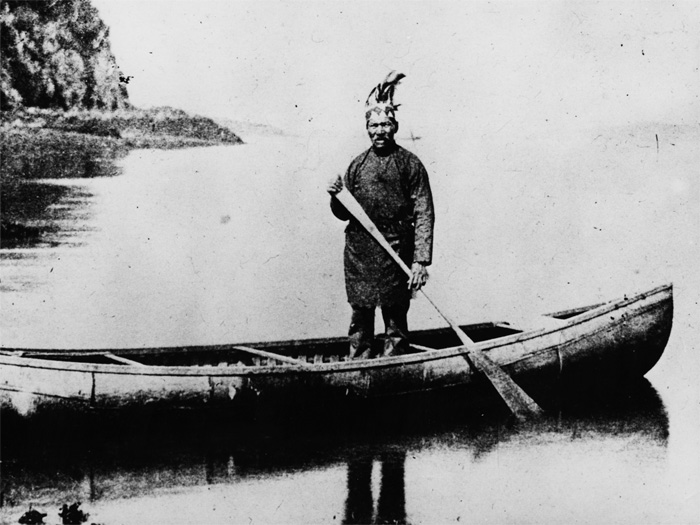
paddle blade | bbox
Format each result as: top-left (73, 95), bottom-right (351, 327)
top-left (465, 349), bottom-right (544, 421)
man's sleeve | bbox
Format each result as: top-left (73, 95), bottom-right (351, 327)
top-left (410, 157), bottom-right (435, 265)
top-left (330, 163), bottom-right (353, 221)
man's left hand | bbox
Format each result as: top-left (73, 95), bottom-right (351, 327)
top-left (409, 262), bottom-right (429, 291)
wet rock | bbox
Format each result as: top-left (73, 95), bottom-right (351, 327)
top-left (18, 507), bottom-right (47, 524)
top-left (58, 502), bottom-right (89, 524)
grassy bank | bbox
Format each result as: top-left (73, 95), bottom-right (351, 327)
top-left (1, 106), bottom-right (243, 151)
top-left (1, 105), bottom-right (244, 183)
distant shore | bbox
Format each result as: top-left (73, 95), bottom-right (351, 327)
top-left (0, 106), bottom-right (244, 152)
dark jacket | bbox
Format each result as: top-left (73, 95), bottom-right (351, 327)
top-left (331, 143), bottom-right (435, 307)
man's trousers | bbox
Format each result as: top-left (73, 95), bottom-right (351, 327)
top-left (348, 300), bottom-right (410, 359)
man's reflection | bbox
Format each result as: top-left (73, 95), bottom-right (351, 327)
top-left (344, 450), bottom-right (407, 525)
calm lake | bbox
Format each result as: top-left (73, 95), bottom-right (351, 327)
top-left (1, 126), bottom-right (698, 524)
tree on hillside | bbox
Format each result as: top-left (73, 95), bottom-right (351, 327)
top-left (0, 0), bottom-right (129, 110)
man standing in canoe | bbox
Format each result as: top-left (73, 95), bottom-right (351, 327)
top-left (327, 72), bottom-right (435, 359)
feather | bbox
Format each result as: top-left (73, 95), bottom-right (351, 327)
top-left (364, 71), bottom-right (406, 119)
top-left (365, 85), bottom-right (379, 106)
top-left (366, 71), bottom-right (406, 106)
top-left (378, 71), bottom-right (405, 104)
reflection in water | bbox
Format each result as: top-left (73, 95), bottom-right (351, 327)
top-left (0, 130), bottom-right (126, 183)
top-left (344, 451), bottom-right (407, 525)
top-left (345, 456), bottom-right (374, 524)
top-left (0, 132), bottom-right (123, 250)
top-left (0, 380), bottom-right (668, 523)
top-left (376, 452), bottom-right (407, 525)
top-left (0, 183), bottom-right (97, 251)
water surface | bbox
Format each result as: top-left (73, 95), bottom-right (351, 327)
top-left (1, 127), bottom-right (698, 523)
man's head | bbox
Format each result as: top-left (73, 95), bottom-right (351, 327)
top-left (366, 111), bottom-right (398, 151)
top-left (364, 71), bottom-right (404, 150)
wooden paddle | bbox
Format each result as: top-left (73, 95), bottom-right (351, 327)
top-left (334, 188), bottom-right (544, 421)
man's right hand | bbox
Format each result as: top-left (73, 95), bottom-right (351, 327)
top-left (327, 175), bottom-right (343, 195)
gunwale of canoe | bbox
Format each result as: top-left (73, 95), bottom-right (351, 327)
top-left (0, 283), bottom-right (673, 378)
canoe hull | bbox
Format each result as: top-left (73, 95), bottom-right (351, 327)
top-left (0, 284), bottom-right (673, 417)
top-left (504, 284), bottom-right (673, 397)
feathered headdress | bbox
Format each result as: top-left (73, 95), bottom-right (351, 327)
top-left (365, 71), bottom-right (405, 120)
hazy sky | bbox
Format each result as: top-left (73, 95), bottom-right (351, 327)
top-left (92, 1), bottom-right (698, 136)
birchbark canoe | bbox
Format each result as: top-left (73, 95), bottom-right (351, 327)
top-left (0, 284), bottom-right (673, 416)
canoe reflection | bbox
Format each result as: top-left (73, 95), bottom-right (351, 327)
top-left (1, 379), bottom-right (668, 518)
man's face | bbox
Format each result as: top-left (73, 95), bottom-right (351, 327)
top-left (366, 112), bottom-right (398, 150)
